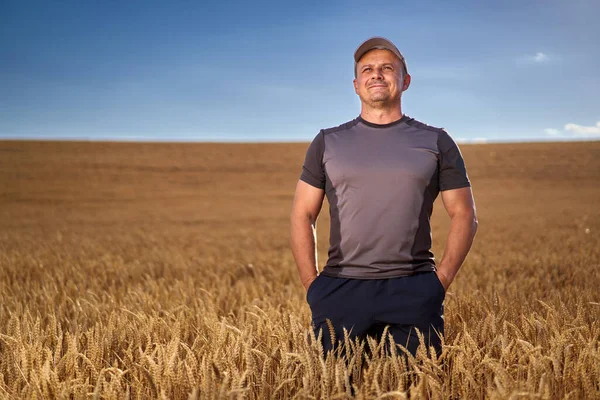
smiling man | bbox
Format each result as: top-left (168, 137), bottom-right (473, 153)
top-left (290, 37), bottom-right (478, 356)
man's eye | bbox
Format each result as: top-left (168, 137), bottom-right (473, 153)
top-left (362, 68), bottom-right (371, 72)
top-left (384, 66), bottom-right (393, 70)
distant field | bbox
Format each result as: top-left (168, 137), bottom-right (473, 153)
top-left (1, 140), bottom-right (599, 399)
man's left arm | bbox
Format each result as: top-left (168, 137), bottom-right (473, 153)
top-left (436, 187), bottom-right (478, 291)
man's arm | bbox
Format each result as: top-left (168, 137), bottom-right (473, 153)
top-left (436, 186), bottom-right (478, 291)
top-left (290, 180), bottom-right (325, 291)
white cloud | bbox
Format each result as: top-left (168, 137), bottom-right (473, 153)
top-left (564, 122), bottom-right (600, 136)
top-left (455, 137), bottom-right (488, 144)
top-left (534, 52), bottom-right (549, 63)
top-left (544, 128), bottom-right (561, 136)
top-left (517, 51), bottom-right (550, 65)
top-left (544, 121), bottom-right (600, 138)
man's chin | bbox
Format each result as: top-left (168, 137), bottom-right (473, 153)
top-left (358, 94), bottom-right (400, 108)
top-left (371, 96), bottom-right (389, 102)
top-left (369, 97), bottom-right (392, 106)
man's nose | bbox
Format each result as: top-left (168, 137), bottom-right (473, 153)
top-left (371, 68), bottom-right (384, 79)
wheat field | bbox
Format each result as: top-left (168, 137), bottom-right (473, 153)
top-left (0, 140), bottom-right (599, 399)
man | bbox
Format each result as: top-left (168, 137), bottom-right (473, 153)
top-left (290, 37), bottom-right (478, 356)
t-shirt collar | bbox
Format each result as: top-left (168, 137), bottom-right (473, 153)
top-left (358, 114), bottom-right (410, 128)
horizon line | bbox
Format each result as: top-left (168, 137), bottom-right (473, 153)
top-left (1, 136), bottom-right (599, 145)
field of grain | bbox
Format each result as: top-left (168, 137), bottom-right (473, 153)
top-left (0, 140), bottom-right (598, 399)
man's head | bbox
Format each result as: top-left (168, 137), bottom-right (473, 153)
top-left (354, 37), bottom-right (408, 78)
top-left (353, 37), bottom-right (411, 110)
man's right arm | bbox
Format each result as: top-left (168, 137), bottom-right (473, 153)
top-left (290, 180), bottom-right (325, 292)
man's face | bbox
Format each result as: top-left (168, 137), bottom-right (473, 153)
top-left (353, 49), bottom-right (410, 108)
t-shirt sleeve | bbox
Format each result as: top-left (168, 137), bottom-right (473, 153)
top-left (437, 130), bottom-right (471, 191)
top-left (299, 130), bottom-right (326, 189)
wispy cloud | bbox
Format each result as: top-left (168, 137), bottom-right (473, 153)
top-left (543, 128), bottom-right (561, 136)
top-left (544, 122), bottom-right (600, 138)
top-left (455, 137), bottom-right (488, 144)
top-left (517, 51), bottom-right (550, 65)
top-left (533, 52), bottom-right (549, 63)
top-left (564, 122), bottom-right (600, 136)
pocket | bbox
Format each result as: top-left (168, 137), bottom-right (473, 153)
top-left (306, 274), bottom-right (323, 303)
top-left (431, 272), bottom-right (446, 297)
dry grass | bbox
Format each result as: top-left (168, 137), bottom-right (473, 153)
top-left (0, 140), bottom-right (599, 399)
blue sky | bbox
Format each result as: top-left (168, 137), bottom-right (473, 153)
top-left (1, 0), bottom-right (599, 142)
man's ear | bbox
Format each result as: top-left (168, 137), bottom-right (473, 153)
top-left (353, 78), bottom-right (359, 95)
top-left (403, 73), bottom-right (411, 91)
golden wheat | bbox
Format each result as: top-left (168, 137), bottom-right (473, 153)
top-left (0, 140), bottom-right (599, 399)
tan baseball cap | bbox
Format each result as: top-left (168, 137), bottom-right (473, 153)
top-left (354, 37), bottom-right (408, 77)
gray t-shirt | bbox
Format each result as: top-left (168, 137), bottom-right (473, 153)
top-left (300, 115), bottom-right (471, 279)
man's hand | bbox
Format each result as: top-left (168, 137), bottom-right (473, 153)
top-left (435, 270), bottom-right (452, 292)
top-left (303, 275), bottom-right (317, 292)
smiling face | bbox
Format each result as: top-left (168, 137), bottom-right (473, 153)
top-left (353, 49), bottom-right (410, 109)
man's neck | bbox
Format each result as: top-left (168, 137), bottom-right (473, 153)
top-left (360, 106), bottom-right (404, 125)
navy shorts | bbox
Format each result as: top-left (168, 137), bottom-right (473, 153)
top-left (306, 271), bottom-right (445, 357)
